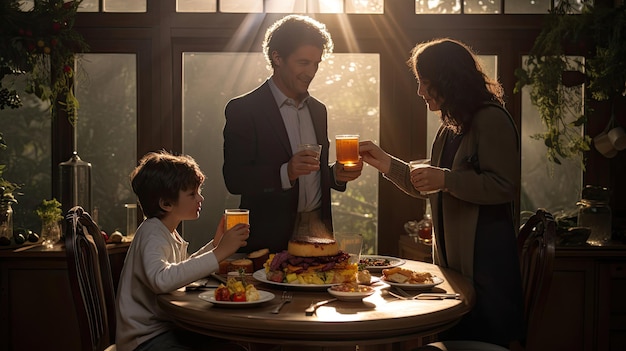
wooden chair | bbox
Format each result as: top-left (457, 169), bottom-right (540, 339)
top-left (419, 208), bottom-right (556, 351)
top-left (65, 206), bottom-right (117, 351)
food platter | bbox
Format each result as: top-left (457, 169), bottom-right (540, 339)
top-left (252, 269), bottom-right (338, 290)
top-left (381, 276), bottom-right (444, 290)
top-left (359, 255), bottom-right (406, 271)
top-left (198, 290), bottom-right (275, 307)
top-left (327, 285), bottom-right (375, 301)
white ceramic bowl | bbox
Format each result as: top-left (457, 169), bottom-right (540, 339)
top-left (327, 285), bottom-right (375, 301)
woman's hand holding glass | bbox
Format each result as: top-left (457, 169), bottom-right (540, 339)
top-left (410, 164), bottom-right (445, 194)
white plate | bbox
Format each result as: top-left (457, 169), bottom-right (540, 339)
top-left (359, 255), bottom-right (406, 271)
top-left (381, 276), bottom-right (444, 290)
top-left (198, 289), bottom-right (275, 307)
top-left (252, 269), bottom-right (338, 290)
top-left (327, 285), bottom-right (375, 301)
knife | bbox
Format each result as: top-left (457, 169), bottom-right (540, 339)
top-left (414, 293), bottom-right (460, 300)
top-left (305, 298), bottom-right (338, 316)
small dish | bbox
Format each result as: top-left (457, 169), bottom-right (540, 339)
top-left (198, 290), bottom-right (275, 307)
top-left (327, 284), bottom-right (375, 301)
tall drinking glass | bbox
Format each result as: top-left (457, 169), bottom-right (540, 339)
top-left (335, 134), bottom-right (359, 167)
top-left (224, 209), bottom-right (249, 230)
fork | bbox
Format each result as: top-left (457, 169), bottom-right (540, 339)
top-left (271, 291), bottom-right (292, 314)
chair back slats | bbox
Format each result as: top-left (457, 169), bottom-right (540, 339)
top-left (65, 206), bottom-right (116, 351)
top-left (517, 208), bottom-right (556, 349)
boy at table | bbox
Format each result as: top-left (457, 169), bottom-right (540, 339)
top-left (115, 150), bottom-right (249, 351)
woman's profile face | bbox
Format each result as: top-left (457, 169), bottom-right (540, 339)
top-left (416, 74), bottom-right (442, 111)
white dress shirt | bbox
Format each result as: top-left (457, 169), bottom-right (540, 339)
top-left (268, 78), bottom-right (322, 213)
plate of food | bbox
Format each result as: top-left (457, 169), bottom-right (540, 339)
top-left (380, 267), bottom-right (443, 290)
top-left (359, 255), bottom-right (406, 271)
top-left (198, 289), bottom-right (275, 307)
top-left (327, 283), bottom-right (375, 301)
top-left (252, 269), bottom-right (339, 290)
top-left (382, 276), bottom-right (444, 290)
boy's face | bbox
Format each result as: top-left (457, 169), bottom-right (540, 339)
top-left (169, 186), bottom-right (204, 221)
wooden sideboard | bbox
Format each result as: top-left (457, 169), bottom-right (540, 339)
top-left (535, 245), bottom-right (626, 351)
top-left (398, 235), bottom-right (626, 350)
top-left (0, 241), bottom-right (129, 351)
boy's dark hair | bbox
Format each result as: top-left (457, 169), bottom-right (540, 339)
top-left (130, 150), bottom-right (205, 219)
top-left (262, 14), bottom-right (333, 68)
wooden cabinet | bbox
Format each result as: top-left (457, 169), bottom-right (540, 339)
top-left (0, 242), bottom-right (129, 351)
top-left (398, 237), bottom-right (626, 350)
top-left (535, 246), bottom-right (626, 351)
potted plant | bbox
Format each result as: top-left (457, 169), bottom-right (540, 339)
top-left (36, 198), bottom-right (62, 249)
top-left (515, 0), bottom-right (626, 165)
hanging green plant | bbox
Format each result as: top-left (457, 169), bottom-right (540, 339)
top-left (0, 0), bottom-right (88, 123)
top-left (514, 0), bottom-right (626, 165)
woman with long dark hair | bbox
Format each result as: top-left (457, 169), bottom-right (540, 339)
top-left (360, 38), bottom-right (524, 347)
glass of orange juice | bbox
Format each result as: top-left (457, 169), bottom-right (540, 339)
top-left (335, 134), bottom-right (359, 167)
top-left (224, 209), bottom-right (249, 230)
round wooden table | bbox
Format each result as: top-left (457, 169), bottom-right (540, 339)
top-left (157, 259), bottom-right (475, 350)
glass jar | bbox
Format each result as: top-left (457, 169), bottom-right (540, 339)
top-left (417, 212), bottom-right (433, 245)
top-left (41, 220), bottom-right (61, 249)
top-left (0, 202), bottom-right (13, 245)
top-left (417, 200), bottom-right (433, 245)
top-left (577, 186), bottom-right (612, 246)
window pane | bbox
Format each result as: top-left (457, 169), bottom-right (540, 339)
top-left (415, 0), bottom-right (461, 14)
top-left (519, 55), bottom-right (583, 220)
top-left (345, 0), bottom-right (384, 14)
top-left (555, 0), bottom-right (589, 13)
top-left (308, 0), bottom-right (344, 13)
top-left (220, 0), bottom-right (263, 13)
top-left (104, 0), bottom-right (146, 13)
top-left (464, 0), bottom-right (501, 14)
top-left (75, 54), bottom-right (137, 235)
top-left (0, 73), bottom-right (52, 232)
top-left (78, 0), bottom-right (99, 12)
top-left (177, 0), bottom-right (217, 12)
top-left (266, 0), bottom-right (306, 13)
top-left (182, 52), bottom-right (380, 254)
top-left (505, 0), bottom-right (550, 14)
top-left (18, 0), bottom-right (34, 11)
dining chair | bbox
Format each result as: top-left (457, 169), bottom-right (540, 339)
top-left (418, 208), bottom-right (556, 351)
top-left (65, 205), bottom-right (117, 351)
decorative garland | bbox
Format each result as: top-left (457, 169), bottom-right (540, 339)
top-left (0, 0), bottom-right (88, 123)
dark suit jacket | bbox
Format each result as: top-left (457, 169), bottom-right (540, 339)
top-left (223, 80), bottom-right (346, 253)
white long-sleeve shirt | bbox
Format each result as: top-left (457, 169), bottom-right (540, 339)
top-left (115, 217), bottom-right (219, 351)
